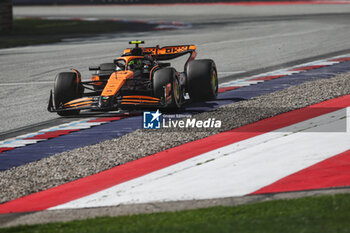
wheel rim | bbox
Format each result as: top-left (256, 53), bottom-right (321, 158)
top-left (212, 71), bottom-right (218, 94)
top-left (173, 79), bottom-right (181, 106)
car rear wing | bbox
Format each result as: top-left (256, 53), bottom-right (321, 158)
top-left (123, 45), bottom-right (195, 57)
top-left (123, 45), bottom-right (197, 70)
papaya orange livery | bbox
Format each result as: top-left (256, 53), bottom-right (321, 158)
top-left (101, 71), bottom-right (133, 97)
top-left (47, 41), bottom-right (217, 116)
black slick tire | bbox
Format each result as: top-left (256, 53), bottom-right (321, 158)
top-left (186, 59), bottom-right (218, 101)
top-left (54, 72), bottom-right (81, 116)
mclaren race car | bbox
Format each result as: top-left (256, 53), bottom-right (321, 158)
top-left (48, 41), bottom-right (218, 116)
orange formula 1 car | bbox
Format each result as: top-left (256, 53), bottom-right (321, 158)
top-left (48, 41), bottom-right (218, 116)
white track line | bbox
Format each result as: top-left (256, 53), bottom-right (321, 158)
top-left (0, 81), bottom-right (52, 86)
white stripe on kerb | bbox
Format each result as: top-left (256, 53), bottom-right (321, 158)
top-left (51, 109), bottom-right (350, 210)
top-left (347, 107), bottom-right (350, 133)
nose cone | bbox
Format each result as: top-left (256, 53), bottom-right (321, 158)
top-left (101, 71), bottom-right (133, 97)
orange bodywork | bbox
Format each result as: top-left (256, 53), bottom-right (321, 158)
top-left (64, 97), bottom-right (93, 108)
top-left (123, 95), bottom-right (160, 101)
top-left (71, 68), bottom-right (81, 84)
top-left (121, 100), bottom-right (159, 104)
top-left (123, 45), bottom-right (196, 57)
top-left (101, 70), bottom-right (133, 97)
top-left (121, 95), bottom-right (161, 105)
top-left (91, 76), bottom-right (103, 86)
top-left (149, 65), bottom-right (159, 80)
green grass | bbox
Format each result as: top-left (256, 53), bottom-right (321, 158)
top-left (2, 193), bottom-right (350, 233)
top-left (0, 19), bottom-right (155, 49)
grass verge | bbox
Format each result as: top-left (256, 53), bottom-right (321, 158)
top-left (2, 193), bottom-right (350, 233)
top-left (0, 18), bottom-right (155, 49)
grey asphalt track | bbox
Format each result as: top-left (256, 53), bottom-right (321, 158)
top-left (1, 4), bottom-right (350, 134)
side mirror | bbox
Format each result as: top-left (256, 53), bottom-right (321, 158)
top-left (89, 66), bottom-right (100, 71)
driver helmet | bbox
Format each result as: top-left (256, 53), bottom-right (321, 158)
top-left (128, 59), bottom-right (143, 71)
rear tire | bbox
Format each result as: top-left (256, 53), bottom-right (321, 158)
top-left (186, 59), bottom-right (218, 101)
top-left (153, 68), bottom-right (182, 109)
top-left (54, 72), bottom-right (81, 116)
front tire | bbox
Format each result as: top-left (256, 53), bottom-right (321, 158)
top-left (186, 59), bottom-right (218, 101)
top-left (54, 72), bottom-right (81, 116)
top-left (153, 68), bottom-right (182, 109)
